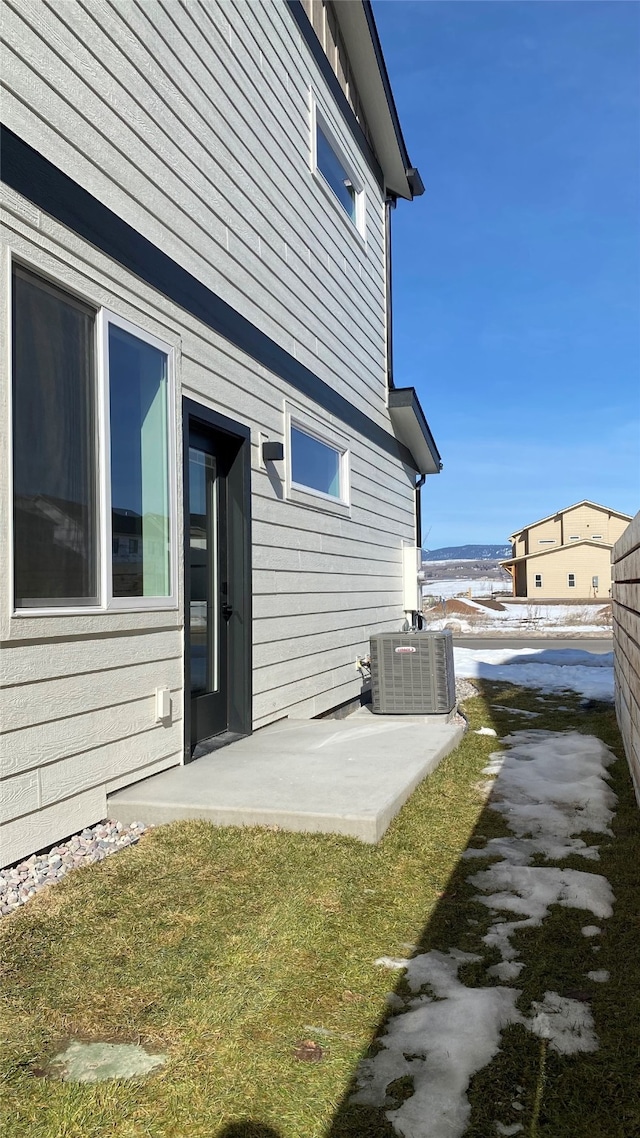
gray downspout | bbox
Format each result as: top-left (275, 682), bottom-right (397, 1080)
top-left (385, 197), bottom-right (396, 389)
top-left (415, 473), bottom-right (426, 550)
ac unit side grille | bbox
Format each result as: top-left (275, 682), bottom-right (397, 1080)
top-left (370, 631), bottom-right (456, 714)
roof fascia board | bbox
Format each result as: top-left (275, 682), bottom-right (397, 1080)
top-left (286, 1), bottom-right (383, 189)
top-left (502, 539), bottom-right (614, 564)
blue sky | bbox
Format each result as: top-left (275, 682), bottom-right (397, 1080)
top-left (374, 0), bottom-right (640, 549)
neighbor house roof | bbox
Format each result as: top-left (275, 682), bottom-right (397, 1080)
top-left (508, 500), bottom-right (633, 540)
top-left (501, 538), bottom-right (617, 567)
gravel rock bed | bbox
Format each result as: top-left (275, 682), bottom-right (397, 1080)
top-left (455, 677), bottom-right (479, 705)
top-left (0, 820), bottom-right (150, 918)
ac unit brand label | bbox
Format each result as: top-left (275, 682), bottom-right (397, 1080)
top-left (395, 646), bottom-right (417, 654)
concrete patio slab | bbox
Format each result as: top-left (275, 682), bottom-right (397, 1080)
top-left (108, 708), bottom-right (464, 843)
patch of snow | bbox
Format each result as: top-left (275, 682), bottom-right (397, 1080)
top-left (352, 950), bottom-right (522, 1138)
top-left (454, 647), bottom-right (614, 700)
top-left (351, 730), bottom-right (616, 1135)
top-left (495, 1124), bottom-right (523, 1136)
top-left (528, 991), bottom-right (598, 1054)
top-left (581, 925), bottom-right (602, 937)
top-left (375, 956), bottom-right (409, 971)
top-left (587, 970), bottom-right (609, 983)
top-left (475, 727), bottom-right (498, 736)
top-left (490, 705), bottom-right (540, 718)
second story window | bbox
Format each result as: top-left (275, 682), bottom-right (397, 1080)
top-left (312, 101), bottom-right (364, 237)
top-left (316, 123), bottom-right (356, 221)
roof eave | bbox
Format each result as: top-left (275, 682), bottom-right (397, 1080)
top-left (333, 1), bottom-right (422, 201)
top-left (388, 387), bottom-right (442, 475)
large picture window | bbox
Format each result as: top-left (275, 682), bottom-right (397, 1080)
top-left (11, 266), bottom-right (175, 613)
top-left (12, 268), bottom-right (98, 608)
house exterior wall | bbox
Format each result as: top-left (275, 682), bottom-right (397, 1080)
top-left (612, 511), bottom-right (640, 806)
top-left (0, 0), bottom-right (420, 867)
top-left (562, 504), bottom-right (629, 546)
top-left (524, 544), bottom-right (615, 598)
top-left (527, 516), bottom-right (562, 549)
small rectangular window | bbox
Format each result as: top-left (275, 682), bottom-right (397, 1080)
top-left (312, 102), bottom-right (363, 234)
top-left (592, 576), bottom-right (599, 588)
top-left (569, 535), bottom-right (580, 540)
top-left (568, 573), bottom-right (576, 588)
top-left (316, 124), bottom-right (356, 220)
top-left (12, 267), bottom-right (98, 608)
top-left (108, 321), bottom-right (171, 599)
top-left (592, 535), bottom-right (602, 540)
top-left (534, 574), bottom-right (543, 588)
top-left (290, 424), bottom-right (345, 500)
top-left (538, 539), bottom-right (555, 544)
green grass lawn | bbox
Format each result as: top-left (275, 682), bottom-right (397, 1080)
top-left (1, 684), bottom-right (639, 1138)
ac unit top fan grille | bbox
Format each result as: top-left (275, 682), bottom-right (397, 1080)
top-left (369, 631), bottom-right (456, 714)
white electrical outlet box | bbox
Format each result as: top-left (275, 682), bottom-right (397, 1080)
top-left (402, 544), bottom-right (420, 612)
top-left (155, 687), bottom-right (171, 722)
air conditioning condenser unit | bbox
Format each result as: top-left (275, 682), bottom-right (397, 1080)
top-left (369, 631), bottom-right (456, 715)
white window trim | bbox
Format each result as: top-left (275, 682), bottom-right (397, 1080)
top-left (568, 573), bottom-right (576, 587)
top-left (310, 93), bottom-right (366, 242)
top-left (284, 403), bottom-right (350, 514)
top-left (9, 258), bottom-right (178, 615)
top-left (99, 309), bottom-right (178, 613)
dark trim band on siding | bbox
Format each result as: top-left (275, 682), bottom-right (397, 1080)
top-left (1, 124), bottom-right (417, 471)
top-left (286, 0), bottom-right (384, 189)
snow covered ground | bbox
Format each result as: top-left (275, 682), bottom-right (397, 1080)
top-left (423, 578), bottom-right (509, 599)
top-left (350, 646), bottom-right (618, 1135)
top-left (454, 646), bottom-right (614, 701)
top-left (424, 596), bottom-right (611, 635)
top-left (354, 725), bottom-right (618, 1138)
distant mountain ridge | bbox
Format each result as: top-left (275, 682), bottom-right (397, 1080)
top-left (422, 544), bottom-right (511, 562)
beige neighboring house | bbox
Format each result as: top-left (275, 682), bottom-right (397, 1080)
top-left (501, 501), bottom-right (632, 598)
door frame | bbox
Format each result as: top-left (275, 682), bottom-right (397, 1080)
top-left (183, 397), bottom-right (252, 760)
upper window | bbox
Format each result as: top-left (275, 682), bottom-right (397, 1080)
top-left (313, 102), bottom-right (364, 235)
top-left (568, 573), bottom-right (576, 588)
top-left (290, 425), bottom-right (345, 500)
top-left (538, 539), bottom-right (555, 545)
top-left (534, 574), bottom-right (543, 588)
top-left (11, 266), bottom-right (175, 612)
top-left (592, 535), bottom-right (602, 540)
top-left (569, 535), bottom-right (580, 540)
top-left (316, 124), bottom-right (356, 221)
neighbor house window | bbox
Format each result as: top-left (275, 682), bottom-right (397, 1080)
top-left (313, 103), bottom-right (363, 232)
top-left (12, 267), bottom-right (98, 608)
top-left (290, 425), bottom-right (346, 500)
top-left (569, 535), bottom-right (580, 540)
top-left (535, 574), bottom-right (543, 588)
top-left (592, 535), bottom-right (602, 540)
top-left (568, 573), bottom-right (576, 588)
top-left (11, 266), bottom-right (175, 612)
top-left (592, 576), bottom-right (599, 589)
top-left (538, 539), bottom-right (555, 545)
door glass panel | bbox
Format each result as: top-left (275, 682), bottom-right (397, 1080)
top-left (189, 447), bottom-right (218, 696)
